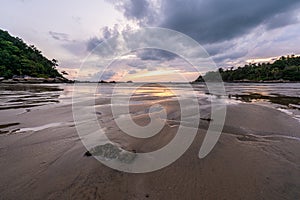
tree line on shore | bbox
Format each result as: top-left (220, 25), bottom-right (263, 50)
top-left (195, 55), bottom-right (300, 82)
top-left (0, 29), bottom-right (63, 79)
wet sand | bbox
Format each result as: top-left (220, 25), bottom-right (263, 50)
top-left (0, 87), bottom-right (300, 199)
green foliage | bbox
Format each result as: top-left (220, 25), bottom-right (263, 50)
top-left (0, 29), bottom-right (63, 79)
top-left (196, 55), bottom-right (300, 82)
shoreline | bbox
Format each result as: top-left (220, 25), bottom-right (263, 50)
top-left (192, 80), bottom-right (300, 84)
top-left (2, 80), bottom-right (300, 84)
top-left (0, 77), bottom-right (74, 84)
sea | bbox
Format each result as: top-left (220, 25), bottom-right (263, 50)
top-left (0, 82), bottom-right (300, 121)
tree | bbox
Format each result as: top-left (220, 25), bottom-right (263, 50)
top-left (0, 29), bottom-right (64, 79)
top-left (194, 55), bottom-right (300, 82)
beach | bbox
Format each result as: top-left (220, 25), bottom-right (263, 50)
top-left (0, 83), bottom-right (299, 199)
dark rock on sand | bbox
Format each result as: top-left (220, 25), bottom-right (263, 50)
top-left (84, 151), bottom-right (92, 157)
top-left (200, 117), bottom-right (213, 122)
top-left (86, 143), bottom-right (137, 163)
top-left (90, 143), bottom-right (121, 159)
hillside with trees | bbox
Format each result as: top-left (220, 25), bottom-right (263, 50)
top-left (195, 55), bottom-right (300, 82)
top-left (0, 29), bottom-right (64, 79)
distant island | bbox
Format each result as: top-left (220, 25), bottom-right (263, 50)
top-left (195, 55), bottom-right (300, 83)
top-left (0, 29), bottom-right (71, 83)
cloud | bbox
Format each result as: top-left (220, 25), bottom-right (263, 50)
top-left (49, 31), bottom-right (70, 41)
top-left (137, 49), bottom-right (177, 61)
top-left (128, 69), bottom-right (137, 74)
top-left (72, 16), bottom-right (81, 24)
top-left (113, 0), bottom-right (300, 44)
top-left (127, 60), bottom-right (147, 69)
top-left (62, 43), bottom-right (87, 57)
top-left (213, 49), bottom-right (249, 64)
top-left (122, 0), bottom-right (150, 20)
top-left (264, 11), bottom-right (299, 30)
top-left (67, 0), bottom-right (300, 79)
top-left (101, 70), bottom-right (117, 80)
top-left (86, 37), bottom-right (103, 52)
top-left (86, 25), bottom-right (120, 53)
top-left (91, 70), bottom-right (117, 81)
top-left (84, 27), bottom-right (185, 64)
top-left (147, 66), bottom-right (157, 71)
top-left (204, 41), bottom-right (236, 56)
top-left (111, 0), bottom-right (159, 25)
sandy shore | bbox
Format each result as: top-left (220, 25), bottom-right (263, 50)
top-left (0, 94), bottom-right (300, 199)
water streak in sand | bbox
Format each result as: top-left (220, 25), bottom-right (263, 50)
top-left (17, 122), bottom-right (72, 133)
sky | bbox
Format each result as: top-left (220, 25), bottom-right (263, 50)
top-left (1, 0), bottom-right (300, 81)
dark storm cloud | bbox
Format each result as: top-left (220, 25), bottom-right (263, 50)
top-left (137, 49), bottom-right (177, 61)
top-left (122, 0), bottom-right (150, 20)
top-left (204, 41), bottom-right (236, 56)
top-left (162, 0), bottom-right (300, 43)
top-left (49, 31), bottom-right (70, 41)
top-left (115, 0), bottom-right (300, 44)
top-left (111, 0), bottom-right (157, 24)
top-left (264, 11), bottom-right (299, 30)
top-left (213, 49), bottom-right (249, 63)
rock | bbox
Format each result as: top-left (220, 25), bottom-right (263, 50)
top-left (84, 151), bottom-right (92, 157)
top-left (200, 118), bottom-right (213, 122)
top-left (288, 104), bottom-right (300, 110)
top-left (118, 151), bottom-right (137, 163)
top-left (86, 143), bottom-right (137, 163)
top-left (89, 143), bottom-right (121, 159)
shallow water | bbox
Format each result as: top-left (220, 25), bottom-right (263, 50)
top-left (2, 82), bottom-right (299, 101)
top-left (0, 84), bottom-right (63, 110)
top-left (0, 82), bottom-right (300, 121)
